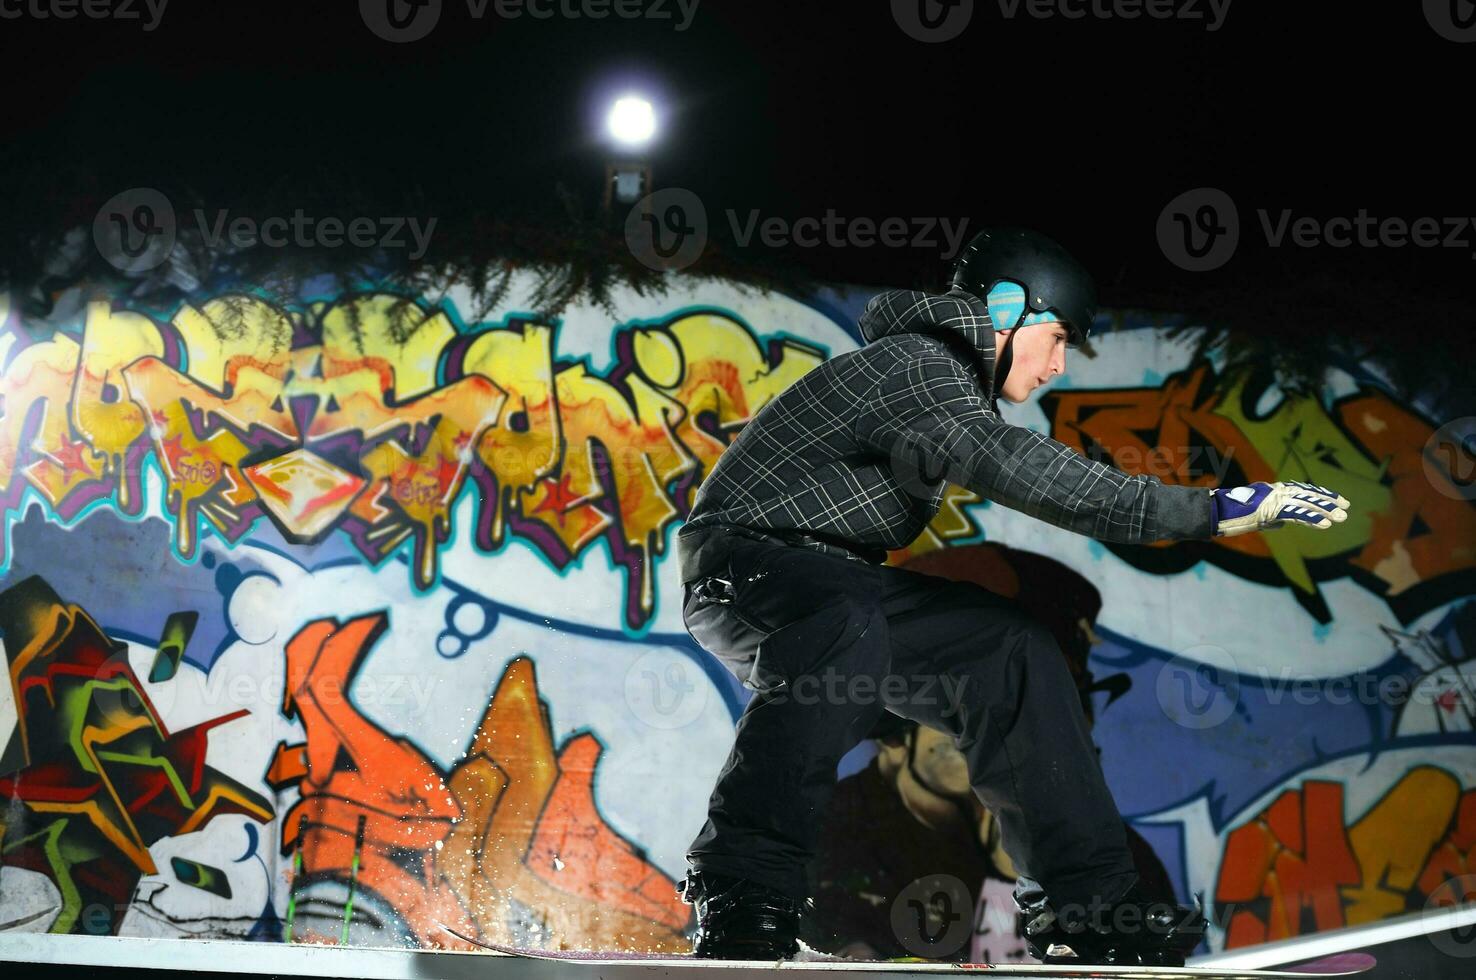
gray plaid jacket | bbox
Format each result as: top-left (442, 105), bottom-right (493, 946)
top-left (678, 287), bottom-right (1212, 568)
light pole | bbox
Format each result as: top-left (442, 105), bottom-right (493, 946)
top-left (603, 95), bottom-right (656, 214)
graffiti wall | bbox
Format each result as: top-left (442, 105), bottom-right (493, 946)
top-left (0, 274), bottom-right (1471, 960)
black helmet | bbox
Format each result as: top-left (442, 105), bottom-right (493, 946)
top-left (950, 227), bottom-right (1096, 346)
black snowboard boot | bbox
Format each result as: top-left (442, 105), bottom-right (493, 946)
top-left (676, 869), bottom-right (803, 960)
top-left (1017, 879), bottom-right (1206, 966)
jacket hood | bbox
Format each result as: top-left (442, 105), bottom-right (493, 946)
top-left (857, 286), bottom-right (999, 403)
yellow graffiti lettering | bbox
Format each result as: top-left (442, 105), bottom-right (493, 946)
top-left (319, 295), bottom-right (457, 399)
top-left (121, 358), bottom-right (255, 558)
top-left (355, 375), bottom-right (503, 587)
top-left (3, 334), bottom-right (87, 506)
top-left (67, 302), bottom-right (166, 513)
top-left (1345, 766), bottom-right (1462, 924)
top-left (171, 295), bottom-right (294, 391)
top-left (656, 313), bottom-right (824, 478)
top-left (462, 323), bottom-right (561, 547)
top-left (6, 296), bottom-right (822, 622)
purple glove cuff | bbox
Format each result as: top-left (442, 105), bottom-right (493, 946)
top-left (1210, 483), bottom-right (1273, 535)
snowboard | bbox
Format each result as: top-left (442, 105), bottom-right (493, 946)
top-left (439, 924), bottom-right (1376, 978)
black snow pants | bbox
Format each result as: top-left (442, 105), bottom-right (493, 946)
top-left (677, 523), bottom-right (1138, 915)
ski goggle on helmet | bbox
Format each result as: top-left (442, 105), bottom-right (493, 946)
top-left (949, 227), bottom-right (1097, 347)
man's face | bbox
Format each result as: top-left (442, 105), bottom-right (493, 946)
top-left (997, 320), bottom-right (1069, 403)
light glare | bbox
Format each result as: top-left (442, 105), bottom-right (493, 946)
top-left (608, 96), bottom-right (656, 147)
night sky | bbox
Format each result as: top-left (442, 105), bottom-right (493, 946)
top-left (0, 1), bottom-right (1471, 342)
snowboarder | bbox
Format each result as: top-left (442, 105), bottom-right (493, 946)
top-left (673, 227), bottom-right (1351, 965)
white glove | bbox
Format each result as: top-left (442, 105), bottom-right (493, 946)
top-left (1210, 480), bottom-right (1351, 537)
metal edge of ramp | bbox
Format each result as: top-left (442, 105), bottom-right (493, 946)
top-left (1188, 901), bottom-right (1476, 970)
top-left (0, 903), bottom-right (1471, 980)
top-left (0, 930), bottom-right (1240, 980)
top-left (0, 933), bottom-right (1361, 980)
top-left (0, 932), bottom-right (492, 980)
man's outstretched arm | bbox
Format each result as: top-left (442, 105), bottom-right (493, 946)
top-left (854, 345), bottom-right (1349, 545)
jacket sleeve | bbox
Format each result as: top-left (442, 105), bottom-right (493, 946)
top-left (854, 345), bottom-right (1213, 544)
